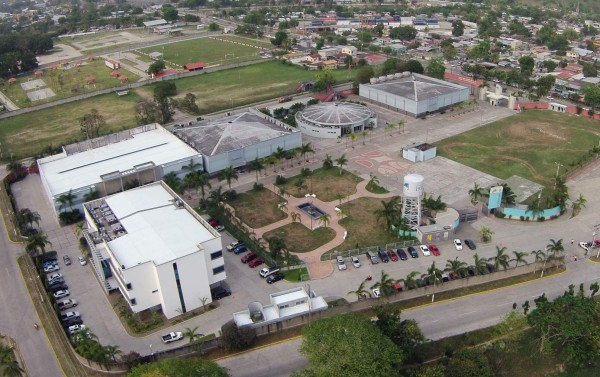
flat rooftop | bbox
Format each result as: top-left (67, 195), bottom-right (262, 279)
top-left (101, 183), bottom-right (217, 269)
top-left (364, 73), bottom-right (467, 101)
top-left (38, 125), bottom-right (198, 197)
top-left (172, 109), bottom-right (297, 156)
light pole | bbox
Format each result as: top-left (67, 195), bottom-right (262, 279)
top-left (149, 343), bottom-right (153, 359)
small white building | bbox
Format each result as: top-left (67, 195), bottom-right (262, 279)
top-left (402, 142), bottom-right (437, 162)
top-left (233, 287), bottom-right (327, 328)
top-left (82, 182), bottom-right (226, 319)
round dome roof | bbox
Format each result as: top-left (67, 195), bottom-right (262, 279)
top-left (298, 102), bottom-right (375, 126)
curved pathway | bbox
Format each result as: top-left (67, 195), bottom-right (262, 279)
top-left (252, 179), bottom-right (395, 279)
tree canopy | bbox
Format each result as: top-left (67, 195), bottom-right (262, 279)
top-left (127, 358), bottom-right (229, 377)
top-left (425, 58), bottom-right (445, 80)
top-left (389, 26), bottom-right (417, 41)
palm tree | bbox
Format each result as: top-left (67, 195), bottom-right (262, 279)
top-left (196, 172), bottom-right (211, 200)
top-left (220, 166), bottom-right (238, 190)
top-left (182, 326), bottom-right (203, 344)
top-left (208, 186), bottom-right (226, 206)
top-left (300, 143), bottom-right (314, 163)
top-left (571, 193), bottom-right (587, 218)
top-left (25, 232), bottom-right (52, 257)
top-left (57, 189), bottom-right (75, 212)
top-left (423, 194), bottom-right (447, 217)
top-left (162, 171), bottom-right (182, 193)
top-left (290, 212), bottom-right (301, 223)
top-left (488, 246), bottom-right (511, 271)
top-left (335, 154), bottom-right (348, 175)
top-left (445, 257), bottom-right (468, 278)
top-left (526, 197), bottom-right (544, 219)
top-left (6, 159), bottom-right (24, 178)
top-left (83, 188), bottom-right (99, 202)
top-left (103, 344), bottom-right (122, 362)
top-left (397, 119), bottom-right (406, 133)
top-left (16, 208), bottom-right (40, 231)
top-left (249, 158), bottom-right (265, 182)
top-left (347, 281), bottom-right (370, 301)
top-left (422, 261), bottom-right (444, 301)
top-left (367, 173), bottom-right (380, 189)
top-left (371, 270), bottom-right (395, 298)
top-left (374, 197), bottom-right (401, 231)
top-left (319, 213), bottom-right (330, 228)
top-left (181, 158), bottom-right (201, 174)
top-left (322, 154), bottom-right (334, 169)
top-left (350, 133), bottom-right (357, 148)
top-left (530, 249), bottom-right (546, 275)
top-left (473, 253), bottom-right (487, 275)
top-left (273, 147), bottom-right (287, 171)
top-left (361, 130), bottom-right (368, 145)
top-left (468, 183), bottom-right (485, 206)
top-left (512, 251), bottom-right (528, 267)
top-left (183, 172), bottom-right (198, 192)
top-left (480, 226), bottom-right (494, 242)
top-left (546, 238), bottom-right (565, 260)
top-left (398, 271), bottom-right (421, 290)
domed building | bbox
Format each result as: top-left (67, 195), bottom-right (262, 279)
top-left (295, 102), bottom-right (377, 139)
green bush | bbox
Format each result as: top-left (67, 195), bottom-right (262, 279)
top-left (275, 175), bottom-right (287, 185)
top-left (58, 209), bottom-right (83, 225)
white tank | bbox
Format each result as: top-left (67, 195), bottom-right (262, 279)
top-left (379, 76), bottom-right (388, 82)
top-left (403, 174), bottom-right (424, 197)
top-left (369, 77), bottom-right (378, 84)
top-left (386, 74), bottom-right (395, 80)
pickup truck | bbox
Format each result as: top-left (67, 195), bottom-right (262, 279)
top-left (162, 331), bottom-right (183, 344)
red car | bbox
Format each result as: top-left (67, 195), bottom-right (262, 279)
top-left (429, 244), bottom-right (440, 256)
top-left (241, 252), bottom-right (256, 263)
top-left (387, 249), bottom-right (399, 262)
top-left (208, 218), bottom-right (220, 227)
top-left (248, 259), bottom-right (263, 268)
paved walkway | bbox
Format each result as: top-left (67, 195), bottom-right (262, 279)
top-left (251, 179), bottom-right (395, 280)
top-left (0, 90), bottom-right (19, 110)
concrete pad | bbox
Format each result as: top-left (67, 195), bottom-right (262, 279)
top-left (20, 79), bottom-right (46, 91)
top-left (26, 88), bottom-right (55, 101)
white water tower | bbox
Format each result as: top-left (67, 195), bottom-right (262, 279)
top-left (402, 174), bottom-right (424, 229)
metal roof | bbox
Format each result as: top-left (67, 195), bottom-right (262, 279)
top-left (297, 102), bottom-right (375, 126)
top-left (364, 73), bottom-right (468, 101)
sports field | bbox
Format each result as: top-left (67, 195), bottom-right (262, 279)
top-left (138, 36), bottom-right (270, 66)
top-left (436, 111), bottom-right (600, 187)
top-left (0, 92), bottom-right (142, 158)
top-left (1, 59), bottom-right (139, 108)
top-left (141, 61), bottom-right (356, 114)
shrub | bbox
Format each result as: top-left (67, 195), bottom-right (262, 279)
top-left (275, 175), bottom-right (287, 185)
top-left (538, 216), bottom-right (545, 222)
top-left (58, 209), bottom-right (83, 225)
top-left (520, 216), bottom-right (524, 221)
top-left (225, 190), bottom-right (238, 201)
top-left (221, 323), bottom-right (256, 351)
top-left (252, 182), bottom-right (264, 191)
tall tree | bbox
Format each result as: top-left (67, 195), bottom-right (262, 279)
top-left (546, 238), bottom-right (565, 260)
top-left (220, 166), bottom-right (238, 191)
top-left (249, 158), bottom-right (264, 182)
top-left (445, 349), bottom-right (493, 377)
top-left (335, 154), bottom-right (348, 175)
top-left (372, 303), bottom-right (425, 358)
top-left (488, 246), bottom-right (511, 271)
top-left (162, 172), bottom-right (182, 194)
top-left (25, 232), bottom-right (51, 257)
top-left (79, 109), bottom-right (105, 140)
top-left (182, 326), bottom-right (203, 344)
top-left (468, 183), bottom-right (485, 205)
top-left (425, 58), bottom-right (446, 80)
top-left (56, 189), bottom-right (75, 213)
top-left (322, 154), bottom-right (334, 169)
top-left (445, 257), bottom-right (468, 278)
top-left (299, 143), bottom-right (314, 163)
top-left (371, 270), bottom-right (395, 298)
top-left (374, 197), bottom-right (401, 231)
top-left (347, 281), bottom-right (370, 301)
top-left (512, 251), bottom-right (528, 267)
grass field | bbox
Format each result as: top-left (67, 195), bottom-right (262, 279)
top-left (0, 92), bottom-right (142, 158)
top-left (1, 59), bottom-right (139, 108)
top-left (263, 223), bottom-right (336, 253)
top-left (229, 189), bottom-right (287, 228)
top-left (277, 167), bottom-right (363, 202)
top-left (141, 61), bottom-right (356, 115)
top-left (139, 36), bottom-right (266, 66)
top-left (436, 111), bottom-right (600, 188)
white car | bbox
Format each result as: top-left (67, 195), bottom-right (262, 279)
top-left (53, 290), bottom-right (70, 299)
top-left (47, 273), bottom-right (63, 281)
top-left (351, 256), bottom-right (361, 268)
top-left (78, 256), bottom-right (87, 266)
top-left (226, 241), bottom-right (241, 251)
top-left (68, 324), bottom-right (86, 335)
top-left (214, 225), bottom-right (225, 232)
top-left (44, 265), bottom-right (60, 273)
top-left (372, 288), bottom-right (381, 298)
top-left (419, 245), bottom-right (431, 256)
top-left (579, 242), bottom-right (591, 251)
top-left (336, 256), bottom-right (347, 271)
top-left (454, 239), bottom-right (463, 251)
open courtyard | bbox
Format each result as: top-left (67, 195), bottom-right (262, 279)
top-left (276, 167), bottom-right (363, 202)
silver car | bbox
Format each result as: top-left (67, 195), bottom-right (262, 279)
top-left (351, 256), bottom-right (361, 268)
top-left (336, 256), bottom-right (347, 271)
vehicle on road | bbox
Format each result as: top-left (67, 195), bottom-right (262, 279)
top-left (78, 256), bottom-right (87, 266)
top-left (212, 286), bottom-right (232, 300)
top-left (63, 255), bottom-right (72, 265)
top-left (453, 239), bottom-right (463, 251)
top-left (67, 324), bottom-right (86, 335)
top-left (464, 239), bottom-right (476, 250)
top-left (429, 244), bottom-right (440, 256)
top-left (57, 299), bottom-right (78, 311)
top-left (60, 311), bottom-right (80, 322)
top-left (266, 273), bottom-right (285, 284)
top-left (351, 256), bottom-right (361, 268)
top-left (397, 248), bottom-right (408, 260)
top-left (241, 252), bottom-right (256, 263)
top-left (378, 249), bottom-right (389, 263)
top-left (407, 246), bottom-right (419, 258)
top-left (162, 332), bottom-right (184, 344)
top-left (579, 242), bottom-right (591, 251)
top-left (372, 288), bottom-right (381, 298)
top-left (387, 249), bottom-right (399, 262)
top-left (336, 256), bottom-right (347, 270)
top-left (260, 266), bottom-right (280, 278)
top-left (248, 259), bottom-right (264, 268)
top-left (226, 241), bottom-right (241, 251)
top-left (53, 290), bottom-right (70, 299)
top-left (419, 245), bottom-right (431, 257)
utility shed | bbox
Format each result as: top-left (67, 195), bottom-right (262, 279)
top-left (402, 142), bottom-right (437, 162)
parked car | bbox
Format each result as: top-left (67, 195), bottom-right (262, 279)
top-left (397, 248), bottom-right (408, 260)
top-left (208, 219), bottom-right (220, 227)
top-left (366, 251), bottom-right (379, 264)
top-left (57, 299), bottom-right (78, 311)
top-left (429, 244), bottom-right (440, 256)
top-left (162, 332), bottom-right (184, 344)
top-left (78, 256), bottom-right (87, 266)
top-left (50, 284), bottom-right (69, 293)
top-left (214, 225), bottom-right (225, 232)
top-left (63, 255), bottom-right (72, 265)
top-left (351, 256), bottom-right (361, 268)
top-left (453, 239), bottom-right (463, 251)
top-left (226, 241), bottom-right (241, 251)
top-left (248, 259), bottom-right (264, 268)
top-left (387, 249), bottom-right (399, 262)
top-left (212, 286), bottom-right (232, 300)
top-left (336, 256), bottom-right (347, 271)
top-left (260, 266), bottom-right (280, 278)
top-left (44, 265), bottom-right (60, 273)
top-left (63, 317), bottom-right (83, 327)
top-left (60, 311), bottom-right (80, 322)
top-left (407, 246), bottom-right (419, 258)
top-left (419, 245), bottom-right (431, 256)
top-left (579, 242), bottom-right (591, 251)
top-left (378, 249), bottom-right (389, 263)
top-left (464, 239), bottom-right (477, 250)
top-left (67, 324), bottom-right (86, 335)
top-left (48, 277), bottom-right (65, 286)
top-left (232, 244), bottom-right (248, 255)
top-left (47, 273), bottom-right (63, 281)
top-left (266, 273), bottom-right (285, 284)
top-left (241, 252), bottom-right (256, 263)
top-left (372, 288), bottom-right (381, 298)
top-left (53, 290), bottom-right (70, 299)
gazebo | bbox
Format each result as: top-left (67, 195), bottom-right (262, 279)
top-left (118, 75), bottom-right (128, 83)
top-left (109, 70), bottom-right (120, 77)
top-left (85, 75), bottom-right (96, 84)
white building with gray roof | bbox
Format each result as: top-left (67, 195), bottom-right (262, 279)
top-left (295, 102), bottom-right (377, 139)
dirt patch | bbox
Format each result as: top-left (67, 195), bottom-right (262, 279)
top-left (507, 121), bottom-right (569, 144)
top-left (278, 168), bottom-right (363, 202)
top-left (263, 223), bottom-right (336, 253)
top-left (229, 189), bottom-right (287, 228)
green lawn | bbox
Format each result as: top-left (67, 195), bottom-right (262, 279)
top-left (229, 188), bottom-right (287, 228)
top-left (139, 36), bottom-right (265, 66)
top-left (141, 61), bottom-right (356, 114)
top-left (436, 111), bottom-right (600, 188)
top-left (0, 92), bottom-right (142, 158)
top-left (277, 167), bottom-right (363, 202)
top-left (263, 222), bottom-right (336, 253)
top-left (283, 267), bottom-right (308, 282)
top-left (1, 59), bottom-right (139, 108)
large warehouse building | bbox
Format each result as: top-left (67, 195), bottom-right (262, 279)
top-left (172, 108), bottom-right (302, 174)
top-left (82, 182), bottom-right (226, 319)
top-left (38, 124), bottom-right (202, 216)
top-left (295, 102), bottom-right (377, 139)
top-left (359, 73), bottom-right (469, 117)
